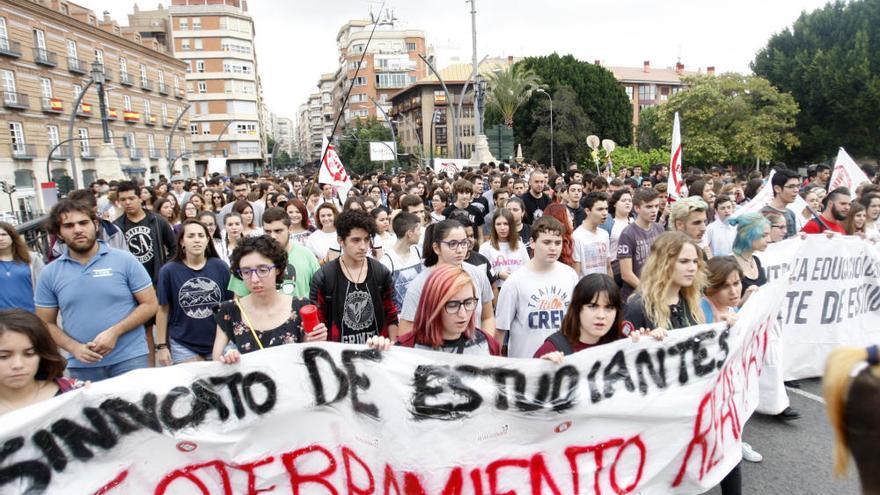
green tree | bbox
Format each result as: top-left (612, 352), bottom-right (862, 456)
top-left (485, 65), bottom-right (542, 128)
top-left (752, 0), bottom-right (880, 162)
top-left (650, 73), bottom-right (799, 167)
top-left (636, 105), bottom-right (664, 152)
top-left (336, 118), bottom-right (401, 175)
top-left (528, 85), bottom-right (596, 166)
top-left (610, 146), bottom-right (669, 172)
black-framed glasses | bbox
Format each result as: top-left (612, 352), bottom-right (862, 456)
top-left (438, 239), bottom-right (471, 250)
top-left (444, 297), bottom-right (478, 314)
top-left (237, 265), bottom-right (276, 279)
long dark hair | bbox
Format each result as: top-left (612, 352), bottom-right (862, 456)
top-left (560, 274), bottom-right (622, 347)
top-left (0, 222), bottom-right (30, 264)
top-left (422, 219), bottom-right (464, 267)
top-left (171, 219), bottom-right (220, 263)
top-left (0, 309), bottom-right (66, 381)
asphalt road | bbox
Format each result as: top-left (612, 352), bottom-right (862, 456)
top-left (703, 378), bottom-right (861, 494)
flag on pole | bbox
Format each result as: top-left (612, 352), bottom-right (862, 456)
top-left (667, 112), bottom-right (684, 202)
top-left (829, 147), bottom-right (869, 198)
top-left (319, 136), bottom-right (353, 199)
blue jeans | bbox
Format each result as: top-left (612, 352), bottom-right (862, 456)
top-left (68, 354), bottom-right (150, 382)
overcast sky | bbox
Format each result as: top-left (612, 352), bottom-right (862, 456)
top-left (80, 0), bottom-right (831, 127)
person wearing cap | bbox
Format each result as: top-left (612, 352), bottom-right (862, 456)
top-left (169, 174), bottom-right (190, 206)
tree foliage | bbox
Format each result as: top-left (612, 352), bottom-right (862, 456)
top-left (485, 65), bottom-right (542, 128)
top-left (527, 85), bottom-right (596, 166)
top-left (611, 146), bottom-right (669, 172)
top-left (336, 118), bottom-right (400, 175)
top-left (650, 73), bottom-right (799, 167)
top-left (636, 105), bottom-right (664, 152)
top-left (752, 0), bottom-right (880, 162)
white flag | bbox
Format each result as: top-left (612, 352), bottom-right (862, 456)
top-left (829, 147), bottom-right (869, 198)
top-left (319, 136), bottom-right (353, 199)
top-left (667, 112), bottom-right (684, 201)
top-left (729, 170), bottom-right (776, 220)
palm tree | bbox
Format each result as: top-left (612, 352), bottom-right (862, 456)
top-left (486, 66), bottom-right (542, 128)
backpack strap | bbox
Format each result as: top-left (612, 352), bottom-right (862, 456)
top-left (547, 332), bottom-right (575, 356)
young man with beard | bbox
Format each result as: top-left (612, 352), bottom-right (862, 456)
top-left (520, 170), bottom-right (550, 224)
top-left (573, 192), bottom-right (612, 277)
top-left (35, 200), bottom-right (158, 381)
top-left (155, 220), bottom-right (231, 365)
top-left (218, 178), bottom-right (265, 227)
top-left (802, 187), bottom-right (851, 234)
top-left (618, 189), bottom-right (664, 302)
top-left (115, 181), bottom-right (177, 365)
top-left (495, 216), bottom-right (579, 357)
top-left (310, 210), bottom-right (398, 343)
top-left (229, 208), bottom-right (319, 299)
top-left (761, 168), bottom-right (800, 239)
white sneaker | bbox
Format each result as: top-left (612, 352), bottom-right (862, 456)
top-left (742, 442), bottom-right (763, 463)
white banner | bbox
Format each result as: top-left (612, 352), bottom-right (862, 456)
top-left (0, 279), bottom-right (792, 495)
top-left (319, 136), bottom-right (353, 199)
top-left (206, 157), bottom-right (226, 176)
top-left (433, 158), bottom-right (470, 175)
top-left (667, 112), bottom-right (684, 201)
top-left (830, 147), bottom-right (870, 198)
top-left (757, 235), bottom-right (880, 380)
top-left (369, 142), bottom-right (397, 162)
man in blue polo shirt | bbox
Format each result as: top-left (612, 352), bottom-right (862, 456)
top-left (35, 199), bottom-right (158, 381)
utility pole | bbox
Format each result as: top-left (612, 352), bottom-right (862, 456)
top-left (469, 0), bottom-right (480, 136)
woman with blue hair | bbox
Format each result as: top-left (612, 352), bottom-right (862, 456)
top-left (729, 212), bottom-right (770, 306)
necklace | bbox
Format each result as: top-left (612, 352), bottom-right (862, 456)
top-left (0, 259), bottom-right (14, 277)
top-left (340, 257), bottom-right (366, 283)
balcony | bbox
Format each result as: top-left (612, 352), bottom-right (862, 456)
top-left (163, 117), bottom-right (173, 128)
top-left (128, 147), bottom-right (144, 160)
top-left (158, 83), bottom-right (168, 95)
top-left (33, 48), bottom-right (57, 67)
top-left (76, 102), bottom-right (93, 117)
top-left (141, 79), bottom-right (153, 91)
top-left (148, 148), bottom-right (162, 160)
top-left (123, 110), bottom-right (140, 123)
top-left (107, 108), bottom-right (118, 120)
top-left (47, 145), bottom-right (71, 160)
top-left (10, 143), bottom-right (36, 160)
top-left (144, 113), bottom-right (157, 126)
top-left (119, 71), bottom-right (133, 86)
top-left (80, 148), bottom-right (98, 160)
top-left (41, 97), bottom-right (64, 113)
top-left (67, 57), bottom-right (87, 75)
top-left (0, 37), bottom-right (22, 58)
top-left (2, 92), bottom-right (30, 110)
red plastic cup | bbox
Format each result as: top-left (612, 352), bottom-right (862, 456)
top-left (299, 304), bottom-right (320, 333)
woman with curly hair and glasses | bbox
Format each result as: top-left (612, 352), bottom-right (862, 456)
top-left (213, 235), bottom-right (327, 364)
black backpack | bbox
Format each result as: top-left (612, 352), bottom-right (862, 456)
top-left (546, 331), bottom-right (574, 355)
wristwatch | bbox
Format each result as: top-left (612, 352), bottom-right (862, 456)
top-left (155, 343), bottom-right (169, 350)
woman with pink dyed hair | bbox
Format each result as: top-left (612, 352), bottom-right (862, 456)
top-left (396, 264), bottom-right (499, 355)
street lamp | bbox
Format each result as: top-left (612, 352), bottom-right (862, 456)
top-left (535, 88), bottom-right (554, 173)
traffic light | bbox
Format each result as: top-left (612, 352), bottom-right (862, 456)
top-left (0, 181), bottom-right (15, 195)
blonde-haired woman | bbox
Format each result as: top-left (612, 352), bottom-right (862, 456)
top-left (824, 345), bottom-right (880, 494)
top-left (621, 231), bottom-right (705, 339)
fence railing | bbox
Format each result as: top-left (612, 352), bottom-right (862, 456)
top-left (14, 215), bottom-right (50, 262)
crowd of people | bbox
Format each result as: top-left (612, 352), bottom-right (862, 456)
top-left (1, 159), bottom-right (880, 494)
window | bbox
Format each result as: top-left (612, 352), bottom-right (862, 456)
top-left (181, 39), bottom-right (190, 51)
top-left (353, 76), bottom-right (367, 86)
top-left (78, 128), bottom-right (89, 155)
top-left (201, 122), bottom-right (211, 135)
top-left (189, 124), bottom-right (198, 135)
top-left (1, 69), bottom-right (16, 96)
top-left (47, 125), bottom-right (60, 147)
top-left (107, 129), bottom-right (114, 145)
top-left (66, 40), bottom-right (77, 59)
top-left (124, 132), bottom-right (135, 148)
top-left (123, 94), bottom-right (132, 111)
top-left (120, 57), bottom-right (128, 74)
top-left (197, 81), bottom-right (207, 93)
top-left (196, 60), bottom-right (205, 73)
top-left (0, 18), bottom-right (7, 41)
top-left (9, 122), bottom-right (25, 150)
top-left (192, 18), bottom-right (201, 30)
top-left (461, 106), bottom-right (474, 118)
top-left (350, 94), bottom-right (366, 103)
top-left (194, 39), bottom-right (203, 51)
top-left (158, 71), bottom-right (165, 88)
top-left (672, 87), bottom-right (682, 96)
top-left (104, 90), bottom-right (111, 107)
top-left (235, 122), bottom-right (257, 135)
top-left (348, 60), bottom-right (366, 71)
top-left (351, 44), bottom-right (365, 54)
top-left (140, 64), bottom-right (148, 85)
top-left (375, 73), bottom-right (411, 89)
top-left (406, 42), bottom-right (417, 51)
top-left (162, 103), bottom-right (168, 120)
top-left (147, 134), bottom-right (156, 153)
top-left (174, 75), bottom-right (180, 93)
top-left (228, 100), bottom-right (257, 114)
top-left (179, 18), bottom-right (188, 30)
top-left (638, 84), bottom-right (655, 102)
top-left (625, 86), bottom-right (633, 101)
top-left (221, 39), bottom-right (252, 54)
top-left (143, 98), bottom-right (151, 115)
top-left (33, 29), bottom-right (46, 50)
top-left (222, 61), bottom-right (252, 74)
top-left (94, 48), bottom-right (104, 66)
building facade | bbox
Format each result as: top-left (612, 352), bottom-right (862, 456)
top-left (166, 0), bottom-right (266, 176)
top-left (273, 116), bottom-right (293, 155)
top-left (0, 0), bottom-right (189, 217)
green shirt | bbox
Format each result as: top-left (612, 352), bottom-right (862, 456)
top-left (228, 243), bottom-right (319, 298)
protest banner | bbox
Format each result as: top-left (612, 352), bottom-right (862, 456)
top-left (320, 136), bottom-right (353, 199)
top-left (757, 235), bottom-right (880, 380)
top-left (0, 280), bottom-right (788, 495)
top-left (667, 112), bottom-right (684, 201)
top-left (433, 158), bottom-right (470, 175)
top-left (829, 147), bottom-right (869, 198)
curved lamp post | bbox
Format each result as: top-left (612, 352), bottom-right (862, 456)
top-left (418, 54), bottom-right (459, 159)
top-left (166, 103), bottom-right (191, 176)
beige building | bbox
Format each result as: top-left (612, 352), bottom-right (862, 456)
top-left (605, 60), bottom-right (714, 133)
top-left (166, 0), bottom-right (266, 176)
top-left (333, 16), bottom-right (427, 133)
top-left (273, 116), bottom-right (293, 155)
top-left (0, 0), bottom-right (189, 217)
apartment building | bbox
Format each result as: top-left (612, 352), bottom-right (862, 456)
top-left (605, 60), bottom-right (713, 134)
top-left (333, 15), bottom-right (427, 134)
top-left (167, 0), bottom-right (266, 176)
top-left (0, 0), bottom-right (189, 216)
top-left (273, 116), bottom-right (293, 155)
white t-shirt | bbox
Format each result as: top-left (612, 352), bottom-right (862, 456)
top-left (305, 229), bottom-right (339, 260)
top-left (400, 262), bottom-right (493, 325)
top-left (477, 241), bottom-right (529, 286)
top-left (380, 245), bottom-right (424, 311)
top-left (572, 225), bottom-right (611, 276)
top-left (706, 218), bottom-right (736, 257)
top-left (495, 262), bottom-right (579, 358)
top-left (609, 218), bottom-right (633, 262)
